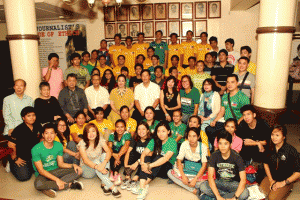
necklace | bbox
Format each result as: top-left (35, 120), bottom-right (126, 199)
top-left (166, 92), bottom-right (174, 102)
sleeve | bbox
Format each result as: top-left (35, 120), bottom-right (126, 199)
top-left (125, 132), bottom-right (132, 141)
top-left (210, 67), bottom-right (216, 77)
top-left (221, 95), bottom-right (226, 107)
top-left (57, 142), bottom-right (64, 156)
top-left (52, 97), bottom-right (64, 117)
top-left (214, 137), bottom-right (218, 148)
top-left (103, 89), bottom-right (110, 105)
top-left (178, 124), bottom-right (186, 137)
top-left (134, 86), bottom-right (140, 100)
top-left (85, 68), bottom-right (91, 81)
top-left (8, 127), bottom-right (19, 144)
top-left (129, 138), bottom-right (136, 148)
top-left (85, 88), bottom-right (92, 106)
top-left (208, 152), bottom-right (217, 168)
top-left (198, 94), bottom-right (205, 116)
top-left (292, 149), bottom-right (300, 172)
top-left (81, 90), bottom-right (89, 109)
top-left (3, 97), bottom-right (14, 131)
top-left (63, 69), bottom-right (69, 80)
top-left (108, 134), bottom-right (114, 142)
top-left (201, 142), bottom-right (208, 163)
top-left (235, 137), bottom-right (243, 152)
top-left (209, 92), bottom-right (221, 119)
top-left (58, 89), bottom-right (68, 115)
top-left (240, 93), bottom-right (250, 107)
top-left (154, 84), bottom-right (160, 99)
top-left (146, 139), bottom-right (154, 151)
top-left (77, 139), bottom-right (86, 150)
top-left (129, 78), bottom-right (134, 87)
top-left (132, 119), bottom-right (137, 132)
top-left (31, 146), bottom-right (41, 162)
top-left (176, 141), bottom-right (186, 160)
top-left (250, 74), bottom-right (256, 89)
top-left (42, 67), bottom-right (47, 77)
top-left (193, 88), bottom-right (200, 104)
top-left (235, 153), bottom-right (246, 172)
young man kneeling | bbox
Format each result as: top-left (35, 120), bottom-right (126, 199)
top-left (32, 123), bottom-right (83, 198)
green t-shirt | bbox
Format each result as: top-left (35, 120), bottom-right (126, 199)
top-left (180, 87), bottom-right (200, 114)
top-left (191, 73), bottom-right (211, 94)
top-left (148, 66), bottom-right (165, 81)
top-left (80, 63), bottom-right (94, 74)
top-left (150, 41), bottom-right (169, 64)
top-left (142, 119), bottom-right (160, 134)
top-left (221, 90), bottom-right (250, 120)
top-left (146, 138), bottom-right (178, 165)
top-left (169, 122), bottom-right (187, 144)
top-left (108, 132), bottom-right (131, 153)
top-left (31, 141), bottom-right (63, 176)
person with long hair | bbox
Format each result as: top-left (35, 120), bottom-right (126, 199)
top-left (122, 121), bottom-right (152, 191)
top-left (90, 107), bottom-right (114, 141)
top-left (160, 76), bottom-right (181, 122)
top-left (69, 111), bottom-right (87, 143)
top-left (132, 121), bottom-right (178, 200)
top-left (142, 106), bottom-right (159, 134)
top-left (120, 105), bottom-right (137, 137)
top-left (260, 125), bottom-right (300, 200)
top-left (54, 118), bottom-right (79, 165)
top-left (100, 68), bottom-right (117, 93)
top-left (78, 123), bottom-right (121, 197)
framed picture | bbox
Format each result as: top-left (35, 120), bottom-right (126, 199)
top-left (195, 20), bottom-right (207, 37)
top-left (181, 2), bottom-right (193, 19)
top-left (195, 2), bottom-right (207, 19)
top-left (168, 3), bottom-right (180, 19)
top-left (168, 21), bottom-right (180, 36)
top-left (104, 6), bottom-right (115, 22)
top-left (208, 1), bottom-right (221, 18)
top-left (107, 40), bottom-right (115, 48)
top-left (295, 2), bottom-right (300, 32)
top-left (142, 22), bottom-right (154, 38)
top-left (155, 21), bottom-right (167, 38)
top-left (129, 22), bottom-right (140, 37)
top-left (129, 5), bottom-right (140, 21)
top-left (117, 23), bottom-right (128, 38)
top-left (181, 21), bottom-right (193, 37)
top-left (142, 4), bottom-right (154, 20)
top-left (105, 23), bottom-right (115, 39)
top-left (116, 6), bottom-right (128, 21)
top-left (155, 3), bottom-right (167, 20)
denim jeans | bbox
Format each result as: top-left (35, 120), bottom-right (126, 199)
top-left (63, 141), bottom-right (80, 165)
top-left (205, 122), bottom-right (224, 148)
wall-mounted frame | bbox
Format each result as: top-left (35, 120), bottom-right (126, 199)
top-left (117, 22), bottom-right (128, 38)
top-left (181, 2), bottom-right (193, 20)
top-left (155, 3), bottom-right (167, 20)
top-left (116, 6), bottom-right (129, 21)
top-left (142, 21), bottom-right (154, 38)
top-left (129, 5), bottom-right (140, 21)
top-left (168, 21), bottom-right (180, 36)
top-left (105, 23), bottom-right (115, 39)
top-left (208, 1), bottom-right (221, 19)
top-left (195, 20), bottom-right (207, 37)
top-left (181, 21), bottom-right (194, 37)
top-left (142, 4), bottom-right (154, 20)
top-left (168, 3), bottom-right (180, 19)
top-left (129, 22), bottom-right (140, 37)
top-left (104, 6), bottom-right (115, 22)
top-left (155, 21), bottom-right (168, 38)
top-left (195, 2), bottom-right (207, 19)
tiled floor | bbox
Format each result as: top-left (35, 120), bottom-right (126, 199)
top-left (0, 124), bottom-right (300, 200)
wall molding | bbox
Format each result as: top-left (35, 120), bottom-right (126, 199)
top-left (256, 26), bottom-right (296, 34)
top-left (6, 34), bottom-right (40, 41)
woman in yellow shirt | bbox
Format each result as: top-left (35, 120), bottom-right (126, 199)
top-left (120, 105), bottom-right (137, 137)
top-left (70, 111), bottom-right (87, 143)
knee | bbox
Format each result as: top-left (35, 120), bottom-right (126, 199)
top-left (239, 188), bottom-right (250, 200)
top-left (82, 170), bottom-right (96, 179)
top-left (34, 178), bottom-right (44, 190)
top-left (16, 174), bottom-right (32, 182)
top-left (199, 181), bottom-right (210, 194)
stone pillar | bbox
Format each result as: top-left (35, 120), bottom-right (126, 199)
top-left (254, 0), bottom-right (297, 127)
top-left (4, 0), bottom-right (41, 99)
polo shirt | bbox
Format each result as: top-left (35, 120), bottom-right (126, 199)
top-left (132, 42), bottom-right (149, 58)
top-left (211, 62), bottom-right (234, 86)
top-left (85, 85), bottom-right (110, 109)
top-left (80, 63), bottom-right (94, 74)
top-left (148, 66), bottom-right (165, 81)
top-left (195, 43), bottom-right (212, 62)
top-left (150, 41), bottom-right (168, 64)
top-left (169, 122), bottom-right (187, 144)
top-left (88, 60), bottom-right (100, 68)
top-left (134, 82), bottom-right (160, 111)
top-left (112, 66), bottom-right (122, 78)
top-left (191, 73), bottom-right (211, 94)
top-left (234, 72), bottom-right (256, 98)
top-left (180, 41), bottom-right (197, 65)
top-left (180, 87), bottom-right (200, 115)
top-left (143, 58), bottom-right (152, 69)
top-left (108, 45), bottom-right (126, 67)
top-left (168, 44), bottom-right (182, 68)
top-left (108, 132), bottom-right (131, 153)
top-left (165, 66), bottom-right (186, 80)
top-left (234, 61), bottom-right (257, 75)
top-left (42, 67), bottom-right (63, 98)
top-left (123, 47), bottom-right (136, 76)
top-left (90, 119), bottom-right (114, 136)
top-left (185, 67), bottom-right (197, 76)
top-left (97, 65), bottom-right (112, 78)
top-left (63, 66), bottom-right (91, 89)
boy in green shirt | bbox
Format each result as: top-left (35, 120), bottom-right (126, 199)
top-left (81, 51), bottom-right (94, 74)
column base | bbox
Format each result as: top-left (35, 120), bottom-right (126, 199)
top-left (253, 105), bottom-right (286, 128)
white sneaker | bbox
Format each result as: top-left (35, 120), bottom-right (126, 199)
top-left (137, 187), bottom-right (148, 200)
top-left (120, 179), bottom-right (130, 190)
top-left (131, 185), bottom-right (140, 195)
top-left (127, 181), bottom-right (138, 191)
top-left (5, 162), bottom-right (10, 173)
top-left (114, 174), bottom-right (122, 186)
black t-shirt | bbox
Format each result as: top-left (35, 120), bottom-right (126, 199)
top-left (264, 143), bottom-right (300, 181)
top-left (209, 149), bottom-right (245, 182)
top-left (8, 122), bottom-right (42, 161)
top-left (237, 119), bottom-right (271, 162)
top-left (211, 62), bottom-right (234, 86)
top-left (129, 138), bottom-right (151, 155)
top-left (129, 76), bottom-right (142, 88)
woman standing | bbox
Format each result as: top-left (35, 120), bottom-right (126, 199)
top-left (100, 69), bottom-right (117, 93)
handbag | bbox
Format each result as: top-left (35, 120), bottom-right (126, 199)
top-left (183, 142), bottom-right (202, 175)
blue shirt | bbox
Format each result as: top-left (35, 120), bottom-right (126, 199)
top-left (3, 93), bottom-right (33, 135)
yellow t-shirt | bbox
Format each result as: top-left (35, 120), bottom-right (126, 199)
top-left (123, 48), bottom-right (136, 77)
top-left (97, 65), bottom-right (111, 78)
top-left (143, 58), bottom-right (152, 69)
top-left (195, 43), bottom-right (212, 62)
top-left (90, 119), bottom-right (114, 136)
top-left (185, 67), bottom-right (197, 76)
top-left (168, 44), bottom-right (182, 68)
top-left (112, 66), bottom-right (122, 78)
top-left (126, 118), bottom-right (137, 134)
top-left (165, 66), bottom-right (187, 80)
top-left (200, 130), bottom-right (210, 156)
top-left (132, 43), bottom-right (149, 58)
top-left (234, 61), bottom-right (257, 75)
top-left (108, 45), bottom-right (126, 67)
top-left (54, 136), bottom-right (68, 148)
top-left (180, 41), bottom-right (197, 65)
top-left (69, 123), bottom-right (87, 141)
top-left (88, 60), bottom-right (100, 68)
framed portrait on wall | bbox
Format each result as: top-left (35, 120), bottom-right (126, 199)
top-left (168, 3), bottom-right (180, 19)
top-left (142, 22), bottom-right (154, 38)
top-left (208, 1), bottom-right (221, 18)
top-left (129, 22), bottom-right (140, 37)
top-left (195, 20), bottom-right (207, 37)
top-left (181, 21), bottom-right (193, 37)
top-left (181, 2), bottom-right (193, 19)
top-left (116, 6), bottom-right (128, 21)
top-left (142, 4), bottom-right (154, 20)
top-left (104, 6), bottom-right (115, 22)
top-left (155, 3), bottom-right (167, 20)
top-left (168, 21), bottom-right (180, 36)
top-left (155, 21), bottom-right (167, 37)
top-left (195, 2), bottom-right (207, 19)
top-left (117, 23), bottom-right (128, 38)
top-left (105, 23), bottom-right (115, 39)
top-left (129, 5), bottom-right (140, 21)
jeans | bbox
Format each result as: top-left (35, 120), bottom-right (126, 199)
top-left (9, 158), bottom-right (33, 182)
top-left (199, 179), bottom-right (249, 200)
top-left (205, 122), bottom-right (224, 148)
top-left (63, 141), bottom-right (80, 165)
top-left (182, 113), bottom-right (193, 125)
top-left (123, 150), bottom-right (141, 177)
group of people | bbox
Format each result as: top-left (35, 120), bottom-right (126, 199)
top-left (2, 29), bottom-right (300, 200)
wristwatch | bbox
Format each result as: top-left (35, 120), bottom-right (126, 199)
top-left (13, 157), bottom-right (18, 162)
top-left (234, 194), bottom-right (239, 200)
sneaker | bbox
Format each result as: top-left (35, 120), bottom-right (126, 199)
top-left (131, 185), bottom-right (140, 195)
top-left (120, 179), bottom-right (130, 190)
top-left (167, 178), bottom-right (174, 184)
top-left (102, 186), bottom-right (111, 196)
top-left (5, 162), bottom-right (10, 173)
top-left (110, 172), bottom-right (115, 182)
top-left (137, 187), bottom-right (148, 200)
top-left (114, 174), bottom-right (122, 186)
top-left (41, 189), bottom-right (56, 198)
top-left (111, 187), bottom-right (121, 198)
top-left (70, 180), bottom-right (84, 190)
top-left (127, 181), bottom-right (138, 191)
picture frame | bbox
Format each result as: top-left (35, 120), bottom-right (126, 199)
top-left (168, 21), bottom-right (180, 37)
top-left (116, 6), bottom-right (128, 21)
top-left (142, 4), bottom-right (154, 20)
top-left (129, 5), bottom-right (140, 21)
top-left (155, 3), bottom-right (167, 20)
top-left (117, 22), bottom-right (128, 38)
top-left (208, 1), bottom-right (221, 19)
top-left (155, 21), bottom-right (167, 38)
top-left (105, 23), bottom-right (115, 39)
top-left (294, 2), bottom-right (300, 33)
top-left (195, 20), bottom-right (207, 37)
top-left (195, 2), bottom-right (207, 19)
top-left (104, 6), bottom-right (115, 22)
top-left (181, 21), bottom-right (194, 37)
top-left (168, 3), bottom-right (180, 19)
top-left (142, 21), bottom-right (154, 38)
top-left (107, 40), bottom-right (115, 48)
top-left (181, 2), bottom-right (193, 20)
top-left (129, 22), bottom-right (140, 38)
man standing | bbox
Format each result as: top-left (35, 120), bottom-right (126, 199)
top-left (132, 33), bottom-right (149, 59)
top-left (150, 30), bottom-right (168, 69)
top-left (42, 53), bottom-right (64, 98)
top-left (195, 32), bottom-right (212, 62)
top-left (98, 39), bottom-right (110, 66)
top-left (180, 31), bottom-right (197, 68)
top-left (109, 34), bottom-right (126, 68)
top-left (225, 38), bottom-right (240, 66)
top-left (168, 33), bottom-right (182, 69)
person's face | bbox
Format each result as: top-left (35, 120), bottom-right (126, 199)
top-left (172, 111), bottom-right (182, 124)
top-left (226, 77), bottom-right (238, 91)
top-left (171, 57), bottom-right (179, 67)
top-left (271, 129), bottom-right (285, 145)
top-left (189, 59), bottom-right (196, 67)
top-left (57, 120), bottom-right (67, 133)
top-left (156, 32), bottom-right (162, 40)
top-left (225, 121), bottom-right (236, 135)
top-left (132, 25), bottom-right (137, 32)
top-left (82, 54), bottom-right (89, 63)
top-left (205, 54), bottom-right (213, 63)
top-left (219, 52), bottom-right (227, 62)
top-left (147, 49), bottom-right (154, 57)
top-left (145, 24), bottom-right (151, 33)
top-left (238, 59), bottom-right (248, 72)
top-left (120, 25), bottom-right (125, 33)
top-left (142, 71), bottom-right (150, 83)
top-left (120, 108), bottom-right (130, 120)
top-left (126, 39), bottom-right (132, 46)
top-left (243, 110), bottom-right (256, 124)
top-left (196, 62), bottom-right (205, 73)
top-left (210, 40), bottom-right (218, 49)
top-left (171, 5), bottom-right (176, 13)
top-left (88, 127), bottom-right (98, 141)
top-left (92, 75), bottom-right (100, 87)
top-left (170, 35), bottom-right (177, 44)
top-left (40, 86), bottom-right (50, 98)
top-left (184, 5), bottom-right (190, 13)
top-left (114, 36), bottom-right (121, 45)
top-left (104, 70), bottom-right (112, 80)
top-left (95, 111), bottom-right (104, 121)
top-left (157, 125), bottom-right (170, 142)
top-left (218, 138), bottom-right (231, 154)
top-left (152, 57), bottom-right (159, 66)
top-left (145, 109), bottom-right (154, 121)
top-left (212, 4), bottom-right (217, 13)
top-left (137, 125), bottom-right (148, 139)
top-left (135, 66), bottom-right (143, 75)
top-left (189, 117), bottom-right (200, 128)
top-left (181, 77), bottom-right (191, 89)
top-left (138, 34), bottom-right (144, 43)
top-left (118, 56), bottom-right (125, 65)
top-left (203, 81), bottom-right (212, 93)
top-left (116, 122), bottom-right (126, 135)
top-left (67, 77), bottom-right (77, 89)
top-left (155, 68), bottom-right (163, 78)
top-left (132, 7), bottom-right (137, 15)
top-left (137, 56), bottom-right (144, 64)
top-left (101, 41), bottom-right (107, 49)
top-left (200, 34), bottom-right (208, 43)
top-left (167, 78), bottom-right (175, 89)
top-left (72, 57), bottom-right (81, 66)
top-left (99, 56), bottom-right (106, 65)
top-left (43, 128), bottom-right (56, 143)
top-left (49, 57), bottom-right (59, 68)
top-left (186, 31), bottom-right (193, 40)
top-left (91, 52), bottom-right (98, 60)
top-left (225, 42), bottom-right (233, 51)
top-left (198, 4), bottom-right (204, 12)
top-left (121, 70), bottom-right (128, 77)
top-left (158, 5), bottom-right (163, 14)
top-left (145, 6), bottom-right (151, 15)
top-left (22, 112), bottom-right (36, 125)
top-left (108, 26), bottom-right (113, 33)
top-left (118, 77), bottom-right (126, 88)
top-left (170, 69), bottom-right (178, 79)
top-left (188, 130), bottom-right (199, 146)
top-left (14, 80), bottom-right (26, 95)
top-left (241, 49), bottom-right (251, 58)
top-left (76, 114), bottom-right (86, 126)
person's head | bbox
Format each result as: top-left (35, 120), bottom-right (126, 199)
top-left (91, 50), bottom-right (98, 60)
top-left (240, 46), bottom-right (252, 58)
top-left (83, 123), bottom-right (100, 148)
top-left (115, 119), bottom-right (126, 137)
top-left (144, 5), bottom-right (151, 15)
top-left (210, 51), bottom-right (218, 62)
top-left (141, 69), bottom-right (151, 83)
top-left (197, 3), bottom-right (204, 12)
top-left (137, 32), bottom-right (145, 42)
top-left (144, 106), bottom-right (156, 122)
top-left (14, 79), bottom-right (26, 96)
top-left (154, 66), bottom-right (163, 79)
top-left (132, 7), bottom-right (138, 15)
top-left (135, 121), bottom-right (151, 141)
top-left (55, 118), bottom-right (70, 145)
top-left (152, 55), bottom-right (160, 66)
top-left (171, 4), bottom-right (176, 13)
top-left (196, 60), bottom-right (205, 73)
top-left (42, 123), bottom-right (56, 143)
top-left (91, 74), bottom-right (101, 87)
top-left (155, 30), bottom-right (163, 39)
top-left (117, 55), bottom-right (125, 66)
top-left (218, 49), bottom-right (228, 62)
top-left (170, 33), bottom-right (178, 44)
top-left (102, 69), bottom-right (114, 82)
top-left (224, 118), bottom-right (238, 135)
top-left (171, 55), bottom-right (179, 67)
top-left (202, 78), bottom-right (218, 93)
top-left (121, 67), bottom-right (129, 77)
top-left (157, 4), bottom-right (164, 13)
top-left (125, 36), bottom-right (133, 46)
top-left (216, 130), bottom-right (232, 154)
top-left (100, 39), bottom-right (107, 49)
top-left (270, 125), bottom-right (287, 147)
top-left (132, 24), bottom-right (137, 32)
top-left (147, 46), bottom-right (155, 57)
top-left (120, 105), bottom-right (130, 121)
top-left (134, 63), bottom-right (144, 75)
top-left (209, 36), bottom-right (218, 49)
top-left (74, 111), bottom-right (86, 126)
top-left (164, 75), bottom-right (177, 93)
top-left (94, 107), bottom-right (104, 121)
top-left (107, 24), bottom-right (113, 33)
top-left (225, 38), bottom-right (235, 51)
top-left (70, 53), bottom-right (81, 66)
top-left (117, 73), bottom-right (127, 88)
top-left (82, 51), bottom-right (91, 62)
top-left (238, 56), bottom-right (249, 72)
top-left (205, 52), bottom-right (213, 64)
top-left (91, 68), bottom-right (100, 76)
top-left (188, 56), bottom-right (196, 67)
top-left (186, 30), bottom-right (194, 40)
top-left (48, 53), bottom-right (59, 68)
top-left (169, 67), bottom-right (178, 79)
top-left (240, 104), bottom-right (256, 124)
top-left (114, 34), bottom-right (122, 44)
top-left (145, 23), bottom-right (152, 33)
top-left (181, 75), bottom-right (193, 90)
top-left (186, 127), bottom-right (201, 145)
top-left (21, 106), bottom-right (36, 125)
top-left (200, 32), bottom-right (208, 42)
top-left (99, 55), bottom-right (106, 65)
top-left (188, 115), bottom-right (201, 128)
top-left (39, 82), bottom-right (50, 98)
top-left (66, 73), bottom-right (77, 89)
top-left (172, 109), bottom-right (182, 124)
top-left (226, 74), bottom-right (239, 92)
top-left (136, 54), bottom-right (146, 65)
top-left (154, 121), bottom-right (171, 144)
top-left (211, 3), bottom-right (218, 12)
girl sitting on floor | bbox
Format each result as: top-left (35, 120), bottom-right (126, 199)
top-left (70, 111), bottom-right (87, 143)
top-left (142, 106), bottom-right (159, 134)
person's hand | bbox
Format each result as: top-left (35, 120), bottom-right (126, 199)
top-left (189, 177), bottom-right (197, 188)
top-left (74, 152), bottom-right (80, 160)
top-left (269, 180), bottom-right (276, 190)
top-left (141, 163), bottom-right (149, 172)
top-left (8, 129), bottom-right (14, 136)
top-left (272, 181), bottom-right (286, 191)
top-left (97, 162), bottom-right (108, 175)
top-left (165, 105), bottom-right (170, 110)
top-left (73, 164), bottom-right (83, 175)
top-left (257, 142), bottom-right (265, 152)
top-left (55, 179), bottom-right (67, 190)
top-left (181, 175), bottom-right (189, 185)
top-left (140, 111), bottom-right (145, 117)
top-left (244, 139), bottom-right (255, 146)
top-left (15, 158), bottom-right (26, 167)
top-left (166, 115), bottom-right (172, 122)
top-left (210, 120), bottom-right (216, 127)
top-left (86, 114), bottom-right (91, 121)
top-left (66, 114), bottom-right (74, 123)
top-left (130, 162), bottom-right (139, 171)
top-left (114, 159), bottom-right (121, 167)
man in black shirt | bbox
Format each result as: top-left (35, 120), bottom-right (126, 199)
top-left (7, 107), bottom-right (42, 181)
top-left (129, 64), bottom-right (143, 91)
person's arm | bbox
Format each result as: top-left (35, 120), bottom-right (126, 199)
top-left (140, 147), bottom-right (151, 164)
top-left (160, 90), bottom-right (168, 115)
top-left (208, 167), bottom-right (224, 200)
top-left (211, 75), bottom-right (223, 89)
top-left (152, 98), bottom-right (160, 109)
top-left (7, 141), bottom-right (17, 160)
top-left (43, 66), bottom-right (53, 82)
top-left (177, 159), bottom-right (190, 185)
top-left (63, 148), bottom-right (78, 158)
top-left (195, 162), bottom-right (207, 179)
top-left (3, 98), bottom-right (14, 136)
top-left (233, 171), bottom-right (247, 198)
top-left (264, 163), bottom-right (276, 188)
top-left (110, 100), bottom-right (120, 115)
top-left (168, 94), bottom-right (181, 111)
top-left (163, 50), bottom-right (168, 69)
top-left (193, 104), bottom-right (199, 116)
top-left (124, 146), bottom-right (134, 167)
top-left (57, 155), bottom-right (82, 175)
top-left (116, 140), bottom-right (130, 159)
top-left (79, 146), bottom-right (98, 169)
top-left (244, 139), bottom-right (267, 146)
top-left (84, 80), bottom-right (90, 90)
top-left (70, 132), bottom-right (82, 143)
top-left (135, 100), bottom-right (144, 116)
top-left (210, 107), bottom-right (225, 127)
top-left (180, 54), bottom-right (184, 67)
top-left (149, 151), bottom-right (174, 169)
top-left (110, 54), bottom-right (116, 68)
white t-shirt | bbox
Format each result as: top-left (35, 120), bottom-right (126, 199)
top-left (227, 51), bottom-right (240, 66)
top-left (85, 85), bottom-right (110, 109)
top-left (177, 140), bottom-right (208, 163)
top-left (134, 82), bottom-right (160, 111)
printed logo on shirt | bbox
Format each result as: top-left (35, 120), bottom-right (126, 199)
top-left (112, 49), bottom-right (117, 52)
top-left (181, 97), bottom-right (192, 106)
top-left (136, 147), bottom-right (145, 154)
top-left (231, 102), bottom-right (237, 107)
top-left (217, 163), bottom-right (236, 180)
top-left (127, 126), bottom-right (131, 131)
top-left (46, 155), bottom-right (54, 163)
top-left (281, 155), bottom-right (286, 161)
top-left (153, 46), bottom-right (157, 49)
top-left (160, 46), bottom-right (164, 49)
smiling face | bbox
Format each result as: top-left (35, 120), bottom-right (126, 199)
top-left (141, 71), bottom-right (151, 83)
top-left (196, 62), bottom-right (205, 73)
top-left (271, 129), bottom-right (285, 146)
top-left (57, 120), bottom-right (67, 134)
top-left (137, 124), bottom-right (148, 139)
top-left (188, 117), bottom-right (200, 128)
top-left (242, 110), bottom-right (256, 124)
top-left (87, 126), bottom-right (98, 141)
top-left (224, 121), bottom-right (236, 135)
top-left (238, 59), bottom-right (248, 72)
top-left (157, 125), bottom-right (170, 142)
top-left (145, 108), bottom-right (155, 121)
top-left (67, 77), bottom-right (77, 89)
top-left (76, 114), bottom-right (86, 126)
top-left (115, 121), bottom-right (126, 136)
top-left (14, 80), bottom-right (26, 96)
top-left (181, 77), bottom-right (191, 90)
top-left (83, 53), bottom-right (90, 62)
top-left (203, 81), bottom-right (212, 93)
top-left (166, 78), bottom-right (175, 89)
top-left (23, 112), bottom-right (36, 125)
top-left (120, 107), bottom-right (130, 121)
top-left (172, 111), bottom-right (182, 124)
top-left (226, 76), bottom-right (238, 92)
top-left (43, 128), bottom-right (56, 143)
top-left (117, 76), bottom-right (126, 88)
